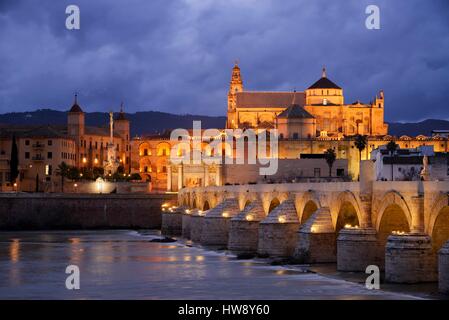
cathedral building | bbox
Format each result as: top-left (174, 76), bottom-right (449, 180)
top-left (226, 64), bottom-right (388, 137)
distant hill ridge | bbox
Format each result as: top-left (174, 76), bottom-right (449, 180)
top-left (0, 109), bottom-right (448, 138)
top-left (0, 109), bottom-right (227, 137)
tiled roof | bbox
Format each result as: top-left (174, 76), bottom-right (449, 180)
top-left (308, 77), bottom-right (341, 90)
top-left (235, 91), bottom-right (305, 108)
top-left (0, 125), bottom-right (71, 139)
top-left (277, 104), bottom-right (314, 119)
top-left (69, 103), bottom-right (83, 113)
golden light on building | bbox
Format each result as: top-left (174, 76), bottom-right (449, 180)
top-left (222, 211), bottom-right (229, 218)
top-left (245, 214), bottom-right (254, 222)
top-left (344, 224), bottom-right (360, 229)
top-left (82, 157), bottom-right (87, 164)
top-left (94, 158), bottom-right (98, 164)
top-left (278, 215), bottom-right (286, 223)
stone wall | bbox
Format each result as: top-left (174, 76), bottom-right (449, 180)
top-left (0, 193), bottom-right (176, 230)
top-left (223, 159), bottom-right (349, 184)
top-left (439, 241), bottom-right (449, 294)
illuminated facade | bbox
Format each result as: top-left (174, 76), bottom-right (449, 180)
top-left (226, 64), bottom-right (388, 137)
top-left (0, 96), bottom-right (131, 191)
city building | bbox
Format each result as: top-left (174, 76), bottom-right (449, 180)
top-left (371, 145), bottom-right (449, 181)
top-left (0, 96), bottom-right (131, 192)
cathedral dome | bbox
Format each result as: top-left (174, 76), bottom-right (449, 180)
top-left (307, 68), bottom-right (341, 89)
top-left (277, 104), bottom-right (314, 119)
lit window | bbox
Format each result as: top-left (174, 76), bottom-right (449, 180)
top-left (323, 98), bottom-right (328, 105)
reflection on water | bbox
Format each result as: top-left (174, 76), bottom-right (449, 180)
top-left (0, 230), bottom-right (418, 300)
top-left (10, 239), bottom-right (20, 263)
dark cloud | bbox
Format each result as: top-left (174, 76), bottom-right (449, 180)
top-left (0, 0), bottom-right (448, 122)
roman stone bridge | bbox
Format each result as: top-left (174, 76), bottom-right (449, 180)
top-left (163, 162), bottom-right (449, 293)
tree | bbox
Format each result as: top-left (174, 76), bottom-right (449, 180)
top-left (56, 162), bottom-right (70, 192)
top-left (128, 173), bottom-right (142, 181)
top-left (386, 140), bottom-right (398, 181)
top-left (324, 148), bottom-right (336, 177)
top-left (68, 166), bottom-right (80, 180)
top-left (92, 167), bottom-right (104, 179)
top-left (354, 134), bottom-right (368, 162)
top-left (9, 135), bottom-right (19, 184)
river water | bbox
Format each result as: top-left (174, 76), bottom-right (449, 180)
top-left (0, 230), bottom-right (422, 300)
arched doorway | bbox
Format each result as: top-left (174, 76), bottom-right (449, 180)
top-left (336, 202), bottom-right (360, 233)
top-left (432, 206), bottom-right (449, 253)
top-left (301, 201), bottom-right (318, 224)
top-left (192, 198), bottom-right (197, 209)
top-left (268, 198), bottom-right (280, 213)
top-left (378, 204), bottom-right (410, 247)
top-left (203, 201), bottom-right (210, 211)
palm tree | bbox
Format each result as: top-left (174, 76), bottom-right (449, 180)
top-left (9, 135), bottom-right (19, 184)
top-left (324, 148), bottom-right (336, 177)
top-left (56, 162), bottom-right (70, 192)
top-left (354, 134), bottom-right (368, 162)
top-left (386, 140), bottom-right (398, 181)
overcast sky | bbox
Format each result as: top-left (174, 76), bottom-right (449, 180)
top-left (0, 0), bottom-right (448, 122)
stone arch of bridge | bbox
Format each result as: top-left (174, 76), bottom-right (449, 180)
top-left (297, 192), bottom-right (321, 223)
top-left (375, 191), bottom-right (412, 248)
top-left (429, 194), bottom-right (449, 252)
top-left (375, 191), bottom-right (412, 233)
top-left (268, 198), bottom-right (281, 213)
top-left (333, 191), bottom-right (363, 232)
top-left (203, 200), bottom-right (210, 211)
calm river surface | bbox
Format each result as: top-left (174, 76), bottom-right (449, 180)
top-left (0, 230), bottom-right (422, 300)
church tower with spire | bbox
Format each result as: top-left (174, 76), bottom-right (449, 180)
top-left (114, 102), bottom-right (131, 171)
top-left (227, 62), bottom-right (244, 128)
top-left (67, 93), bottom-right (85, 137)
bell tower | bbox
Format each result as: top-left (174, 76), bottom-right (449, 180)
top-left (67, 93), bottom-right (85, 137)
top-left (227, 61), bottom-right (243, 128)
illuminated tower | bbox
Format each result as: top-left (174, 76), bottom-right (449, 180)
top-left (114, 102), bottom-right (131, 171)
top-left (227, 61), bottom-right (244, 128)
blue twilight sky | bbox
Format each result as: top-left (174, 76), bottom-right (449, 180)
top-left (0, 0), bottom-right (448, 122)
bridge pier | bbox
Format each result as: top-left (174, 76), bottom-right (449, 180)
top-left (190, 210), bottom-right (206, 243)
top-left (337, 228), bottom-right (382, 271)
top-left (161, 206), bottom-right (184, 236)
top-left (439, 240), bottom-right (449, 294)
top-left (201, 199), bottom-right (240, 247)
top-left (182, 209), bottom-right (194, 239)
top-left (258, 200), bottom-right (299, 258)
top-left (385, 234), bottom-right (437, 283)
top-left (228, 201), bottom-right (265, 255)
top-left (294, 208), bottom-right (336, 263)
